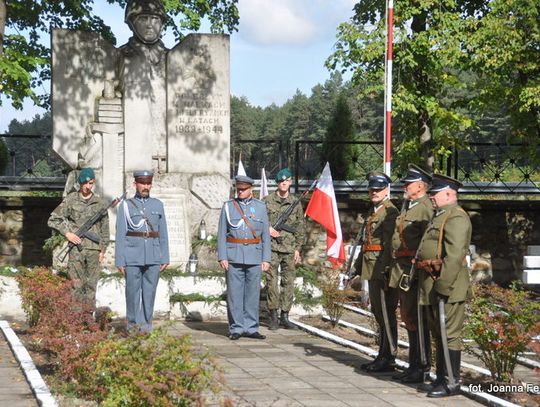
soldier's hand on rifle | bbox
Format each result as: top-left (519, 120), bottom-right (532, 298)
top-left (294, 250), bottom-right (301, 264)
top-left (269, 227), bottom-right (281, 238)
top-left (65, 232), bottom-right (82, 245)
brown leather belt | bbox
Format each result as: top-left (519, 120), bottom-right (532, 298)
top-left (364, 244), bottom-right (383, 251)
top-left (226, 237), bottom-right (261, 244)
top-left (394, 249), bottom-right (416, 258)
top-left (126, 231), bottom-right (159, 238)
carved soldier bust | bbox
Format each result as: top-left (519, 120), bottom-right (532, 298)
top-left (121, 0), bottom-right (168, 65)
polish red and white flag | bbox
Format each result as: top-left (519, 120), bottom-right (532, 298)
top-left (305, 162), bottom-right (345, 267)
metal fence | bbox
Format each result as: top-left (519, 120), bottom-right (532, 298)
top-left (0, 134), bottom-right (67, 190)
top-left (2, 134), bottom-right (540, 195)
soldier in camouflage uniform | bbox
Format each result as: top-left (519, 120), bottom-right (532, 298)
top-left (48, 168), bottom-right (109, 308)
top-left (263, 168), bottom-right (306, 330)
top-left (357, 172), bottom-right (399, 372)
top-left (389, 165), bottom-right (433, 383)
top-left (415, 174), bottom-right (472, 398)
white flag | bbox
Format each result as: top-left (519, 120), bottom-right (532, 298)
top-left (237, 159), bottom-right (247, 176)
top-left (260, 168), bottom-right (269, 199)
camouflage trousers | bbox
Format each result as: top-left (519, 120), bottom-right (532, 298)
top-left (266, 251), bottom-right (296, 312)
top-left (67, 248), bottom-right (101, 308)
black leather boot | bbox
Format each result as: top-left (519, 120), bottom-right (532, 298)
top-left (268, 309), bottom-right (279, 330)
top-left (427, 350), bottom-right (461, 398)
top-left (418, 338), bottom-right (444, 392)
top-left (393, 330), bottom-right (417, 380)
top-left (279, 310), bottom-right (298, 329)
top-left (366, 328), bottom-right (395, 372)
top-left (361, 328), bottom-right (385, 370)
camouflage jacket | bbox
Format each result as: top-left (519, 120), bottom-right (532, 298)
top-left (263, 191), bottom-right (306, 254)
top-left (48, 192), bottom-right (110, 252)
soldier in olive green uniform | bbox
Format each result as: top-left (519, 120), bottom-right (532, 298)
top-left (357, 172), bottom-right (399, 372)
top-left (48, 168), bottom-right (109, 308)
top-left (415, 174), bottom-right (472, 398)
top-left (389, 165), bottom-right (433, 383)
top-left (263, 168), bottom-right (306, 330)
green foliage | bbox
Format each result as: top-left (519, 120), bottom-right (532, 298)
top-left (465, 282), bottom-right (540, 382)
top-left (42, 233), bottom-right (66, 255)
top-left (2, 0), bottom-right (239, 110)
top-left (328, 0), bottom-right (540, 166)
top-left (295, 264), bottom-right (320, 287)
top-left (293, 284), bottom-right (321, 312)
top-left (78, 328), bottom-right (227, 406)
top-left (16, 267), bottom-right (228, 405)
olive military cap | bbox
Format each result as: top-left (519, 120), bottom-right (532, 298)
top-left (367, 171), bottom-right (391, 189)
top-left (429, 174), bottom-right (463, 193)
top-left (401, 164), bottom-right (432, 184)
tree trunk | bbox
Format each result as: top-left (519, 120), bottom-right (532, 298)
top-left (0, 0), bottom-right (6, 55)
top-left (411, 11), bottom-right (434, 170)
top-left (418, 114), bottom-right (434, 171)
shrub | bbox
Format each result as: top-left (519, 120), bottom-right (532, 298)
top-left (320, 277), bottom-right (355, 327)
top-left (465, 282), bottom-right (540, 382)
top-left (16, 267), bottom-right (108, 381)
top-left (78, 328), bottom-right (228, 406)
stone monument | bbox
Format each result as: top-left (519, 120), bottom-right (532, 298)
top-left (51, 0), bottom-right (230, 267)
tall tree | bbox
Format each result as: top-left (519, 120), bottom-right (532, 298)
top-left (321, 93), bottom-right (355, 180)
top-left (327, 1), bottom-right (478, 171)
top-left (328, 1), bottom-right (540, 170)
top-left (0, 0), bottom-right (239, 109)
top-left (464, 0), bottom-right (540, 142)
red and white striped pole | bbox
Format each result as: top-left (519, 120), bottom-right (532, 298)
top-left (383, 0), bottom-right (394, 176)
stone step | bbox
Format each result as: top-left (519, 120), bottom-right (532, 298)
top-left (527, 245), bottom-right (540, 255)
top-left (523, 256), bottom-right (540, 269)
top-left (522, 269), bottom-right (540, 284)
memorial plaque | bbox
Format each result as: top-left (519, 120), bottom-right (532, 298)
top-left (167, 34), bottom-right (230, 176)
top-left (149, 174), bottom-right (191, 265)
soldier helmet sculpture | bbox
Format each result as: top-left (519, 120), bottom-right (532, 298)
top-left (125, 0), bottom-right (168, 26)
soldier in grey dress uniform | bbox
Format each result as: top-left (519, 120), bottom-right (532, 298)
top-left (218, 175), bottom-right (271, 340)
top-left (115, 170), bottom-right (169, 332)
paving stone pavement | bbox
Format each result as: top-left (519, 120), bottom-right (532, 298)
top-left (166, 321), bottom-right (483, 407)
top-left (0, 330), bottom-right (39, 407)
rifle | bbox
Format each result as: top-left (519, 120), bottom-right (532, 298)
top-left (57, 192), bottom-right (127, 262)
top-left (272, 179), bottom-right (317, 243)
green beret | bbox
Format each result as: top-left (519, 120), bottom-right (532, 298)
top-left (78, 168), bottom-right (95, 184)
top-left (275, 168), bottom-right (292, 183)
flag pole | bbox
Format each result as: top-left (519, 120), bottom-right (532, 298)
top-left (383, 0), bottom-right (394, 177)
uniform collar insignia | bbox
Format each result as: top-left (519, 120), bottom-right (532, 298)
top-left (408, 201), bottom-right (419, 209)
top-left (435, 209), bottom-right (446, 217)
